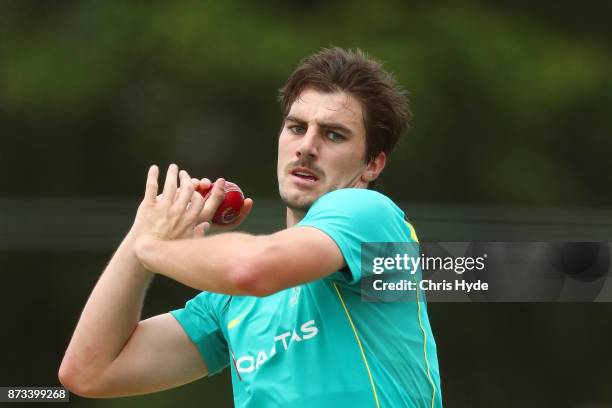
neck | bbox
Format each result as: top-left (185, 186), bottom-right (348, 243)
top-left (286, 207), bottom-right (306, 228)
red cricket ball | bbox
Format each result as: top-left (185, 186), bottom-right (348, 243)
top-left (196, 180), bottom-right (245, 224)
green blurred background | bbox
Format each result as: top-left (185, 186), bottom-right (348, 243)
top-left (1, 1), bottom-right (612, 407)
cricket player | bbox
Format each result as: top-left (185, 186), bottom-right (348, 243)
top-left (59, 47), bottom-right (442, 407)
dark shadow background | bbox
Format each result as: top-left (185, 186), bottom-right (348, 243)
top-left (1, 1), bottom-right (612, 407)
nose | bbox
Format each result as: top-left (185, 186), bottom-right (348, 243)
top-left (296, 127), bottom-right (319, 159)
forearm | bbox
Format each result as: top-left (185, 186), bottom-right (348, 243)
top-left (134, 227), bottom-right (345, 297)
top-left (135, 232), bottom-right (266, 296)
top-left (60, 232), bottom-right (154, 383)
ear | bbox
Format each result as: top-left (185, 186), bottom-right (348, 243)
top-left (361, 152), bottom-right (386, 183)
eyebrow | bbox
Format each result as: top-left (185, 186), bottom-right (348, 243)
top-left (285, 115), bottom-right (354, 136)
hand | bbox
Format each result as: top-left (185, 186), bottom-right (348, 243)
top-left (194, 178), bottom-right (254, 234)
top-left (130, 164), bottom-right (210, 247)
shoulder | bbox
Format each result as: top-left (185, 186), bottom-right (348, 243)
top-left (296, 189), bottom-right (416, 284)
top-left (305, 188), bottom-right (404, 220)
top-left (298, 188), bottom-right (412, 245)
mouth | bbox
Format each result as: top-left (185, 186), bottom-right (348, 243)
top-left (290, 167), bottom-right (320, 184)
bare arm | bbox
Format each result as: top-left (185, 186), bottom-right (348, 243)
top-left (58, 166), bottom-right (230, 397)
top-left (131, 164), bottom-right (345, 297)
top-left (59, 165), bottom-right (260, 397)
top-left (58, 234), bottom-right (208, 397)
top-left (58, 163), bottom-right (342, 397)
top-left (134, 226), bottom-right (345, 297)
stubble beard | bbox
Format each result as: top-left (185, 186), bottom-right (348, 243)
top-left (279, 187), bottom-right (316, 214)
top-left (278, 160), bottom-right (325, 213)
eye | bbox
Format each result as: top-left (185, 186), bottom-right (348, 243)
top-left (327, 131), bottom-right (345, 142)
top-left (289, 125), bottom-right (306, 135)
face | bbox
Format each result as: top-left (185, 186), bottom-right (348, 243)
top-left (277, 88), bottom-right (384, 213)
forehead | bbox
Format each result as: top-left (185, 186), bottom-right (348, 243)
top-left (287, 88), bottom-right (365, 132)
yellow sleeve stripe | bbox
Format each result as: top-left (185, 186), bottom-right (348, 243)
top-left (406, 221), bottom-right (419, 243)
top-left (333, 283), bottom-right (380, 408)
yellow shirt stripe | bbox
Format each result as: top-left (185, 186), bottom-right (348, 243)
top-left (333, 283), bottom-right (380, 408)
top-left (406, 222), bottom-right (437, 407)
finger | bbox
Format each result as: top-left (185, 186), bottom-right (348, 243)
top-left (240, 197), bottom-right (254, 220)
top-left (233, 197), bottom-right (254, 225)
top-left (157, 189), bottom-right (180, 202)
top-left (194, 221), bottom-right (211, 237)
top-left (175, 170), bottom-right (195, 211)
top-left (161, 164), bottom-right (179, 205)
top-left (219, 197), bottom-right (253, 228)
top-left (199, 178), bottom-right (226, 222)
top-left (144, 165), bottom-right (159, 203)
top-left (186, 190), bottom-right (205, 219)
top-left (191, 178), bottom-right (199, 189)
top-left (198, 178), bottom-right (212, 196)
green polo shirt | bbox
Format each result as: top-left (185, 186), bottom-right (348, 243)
top-left (171, 188), bottom-right (442, 407)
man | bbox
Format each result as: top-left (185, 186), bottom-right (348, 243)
top-left (59, 47), bottom-right (442, 407)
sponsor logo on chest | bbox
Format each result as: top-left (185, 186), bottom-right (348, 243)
top-left (234, 319), bottom-right (319, 374)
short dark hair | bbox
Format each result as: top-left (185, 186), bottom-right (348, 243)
top-left (279, 47), bottom-right (410, 164)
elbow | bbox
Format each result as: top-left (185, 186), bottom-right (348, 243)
top-left (58, 359), bottom-right (83, 396)
top-left (230, 237), bottom-right (285, 297)
top-left (230, 244), bottom-right (279, 297)
top-left (231, 264), bottom-right (276, 297)
top-left (58, 357), bottom-right (104, 398)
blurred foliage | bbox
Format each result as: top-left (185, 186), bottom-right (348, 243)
top-left (1, 0), bottom-right (610, 206)
top-left (1, 2), bottom-right (612, 407)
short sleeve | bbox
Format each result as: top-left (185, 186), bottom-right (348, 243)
top-left (296, 188), bottom-right (415, 284)
top-left (170, 292), bottom-right (230, 375)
